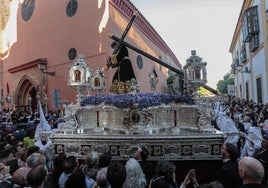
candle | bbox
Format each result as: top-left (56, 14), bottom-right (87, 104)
top-left (96, 110), bottom-right (99, 127)
top-left (174, 110), bottom-right (177, 127)
top-left (6, 83), bottom-right (9, 94)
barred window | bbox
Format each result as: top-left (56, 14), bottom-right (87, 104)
top-left (21, 0), bottom-right (35, 21)
top-left (66, 0), bottom-right (78, 17)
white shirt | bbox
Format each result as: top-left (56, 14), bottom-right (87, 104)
top-left (58, 172), bottom-right (72, 188)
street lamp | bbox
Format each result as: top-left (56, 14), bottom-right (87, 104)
top-left (44, 93), bottom-right (48, 116)
top-left (37, 62), bottom-right (56, 76)
top-left (28, 95), bottom-right (32, 115)
top-left (0, 97), bottom-right (5, 113)
top-left (6, 95), bottom-right (11, 107)
top-left (5, 94), bottom-right (11, 121)
top-left (36, 92), bottom-right (40, 118)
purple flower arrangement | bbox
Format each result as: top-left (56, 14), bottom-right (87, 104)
top-left (81, 93), bottom-right (194, 108)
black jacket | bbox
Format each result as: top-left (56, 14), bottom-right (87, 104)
top-left (254, 148), bottom-right (268, 184)
top-left (240, 184), bottom-right (268, 188)
top-left (217, 160), bottom-right (242, 188)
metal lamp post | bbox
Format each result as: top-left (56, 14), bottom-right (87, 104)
top-left (36, 92), bottom-right (40, 119)
top-left (6, 95), bottom-right (11, 110)
top-left (0, 97), bottom-right (5, 113)
top-left (28, 95), bottom-right (32, 115)
top-left (5, 94), bottom-right (11, 122)
top-left (44, 93), bottom-right (48, 116)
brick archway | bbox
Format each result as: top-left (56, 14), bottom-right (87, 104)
top-left (15, 75), bottom-right (38, 113)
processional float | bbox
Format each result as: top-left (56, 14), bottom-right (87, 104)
top-left (51, 11), bottom-right (225, 161)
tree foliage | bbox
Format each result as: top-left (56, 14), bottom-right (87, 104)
top-left (216, 73), bottom-right (234, 94)
top-left (167, 74), bottom-right (174, 93)
top-left (166, 73), bottom-right (184, 94)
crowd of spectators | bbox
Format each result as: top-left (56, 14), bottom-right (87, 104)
top-left (0, 95), bottom-right (268, 187)
top-left (213, 96), bottom-right (268, 134)
top-left (210, 96), bottom-right (268, 187)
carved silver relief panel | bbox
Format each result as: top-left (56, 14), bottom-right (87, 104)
top-left (52, 134), bottom-right (224, 161)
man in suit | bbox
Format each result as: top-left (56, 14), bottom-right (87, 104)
top-left (217, 142), bottom-right (242, 188)
top-left (134, 146), bottom-right (154, 188)
top-left (254, 134), bottom-right (268, 184)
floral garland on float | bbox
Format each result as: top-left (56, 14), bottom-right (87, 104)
top-left (81, 93), bottom-right (194, 108)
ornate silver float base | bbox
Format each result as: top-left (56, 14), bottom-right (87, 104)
top-left (52, 130), bottom-right (225, 161)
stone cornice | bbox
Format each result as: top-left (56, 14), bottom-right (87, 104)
top-left (8, 58), bottom-right (47, 73)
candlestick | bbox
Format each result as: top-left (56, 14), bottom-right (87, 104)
top-left (6, 83), bottom-right (9, 94)
top-left (96, 110), bottom-right (99, 127)
top-left (174, 110), bottom-right (177, 127)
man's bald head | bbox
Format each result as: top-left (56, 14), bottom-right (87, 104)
top-left (238, 157), bottom-right (264, 184)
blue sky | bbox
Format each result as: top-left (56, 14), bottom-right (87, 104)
top-left (130, 0), bottom-right (243, 88)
